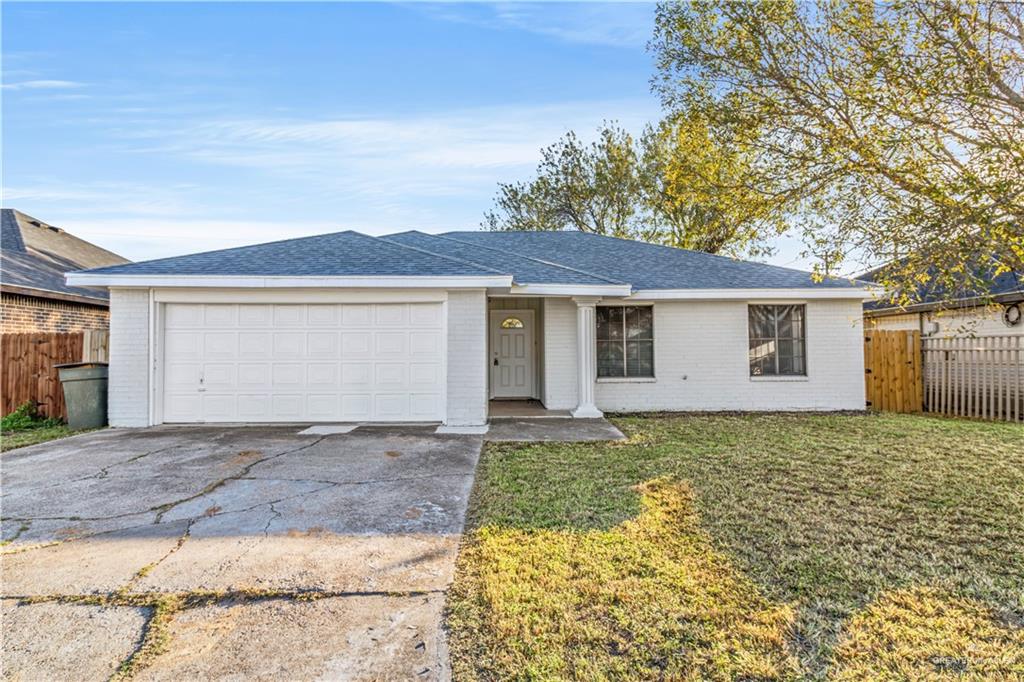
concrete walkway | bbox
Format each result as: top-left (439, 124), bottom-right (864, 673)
top-left (486, 417), bottom-right (626, 442)
top-left (1, 425), bottom-right (481, 681)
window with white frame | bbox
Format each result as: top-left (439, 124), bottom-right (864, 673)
top-left (597, 306), bottom-right (654, 378)
top-left (748, 304), bottom-right (806, 376)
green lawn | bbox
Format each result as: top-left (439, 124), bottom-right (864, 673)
top-left (447, 413), bottom-right (1024, 680)
top-left (0, 423), bottom-right (81, 452)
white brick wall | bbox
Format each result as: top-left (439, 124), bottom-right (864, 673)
top-left (868, 305), bottom-right (1023, 337)
top-left (542, 297), bottom-right (578, 409)
top-left (445, 290), bottom-right (488, 425)
top-left (541, 299), bottom-right (866, 413)
top-left (108, 288), bottom-right (151, 427)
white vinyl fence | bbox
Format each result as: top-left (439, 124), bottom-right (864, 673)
top-left (922, 335), bottom-right (1023, 422)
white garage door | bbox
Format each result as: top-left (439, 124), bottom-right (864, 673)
top-left (162, 303), bottom-right (444, 423)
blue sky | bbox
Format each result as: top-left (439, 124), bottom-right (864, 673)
top-left (3, 2), bottom-right (809, 267)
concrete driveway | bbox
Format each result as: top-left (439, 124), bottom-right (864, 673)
top-left (1, 425), bottom-right (482, 681)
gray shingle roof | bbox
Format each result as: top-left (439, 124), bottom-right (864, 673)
top-left (83, 230), bottom-right (502, 278)
top-left (381, 231), bottom-right (623, 285)
top-left (75, 227), bottom-right (867, 291)
top-left (859, 257), bottom-right (1023, 311)
top-left (442, 231), bottom-right (863, 289)
top-left (1, 208), bottom-right (128, 303)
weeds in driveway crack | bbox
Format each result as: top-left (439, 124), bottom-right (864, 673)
top-left (0, 520), bottom-right (31, 546)
top-left (118, 519), bottom-right (195, 595)
top-left (13, 586), bottom-right (445, 680)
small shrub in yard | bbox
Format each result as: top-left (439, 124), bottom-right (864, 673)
top-left (1, 401), bottom-right (62, 431)
top-left (1, 401), bottom-right (74, 451)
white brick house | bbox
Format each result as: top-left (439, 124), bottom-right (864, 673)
top-left (67, 230), bottom-right (872, 431)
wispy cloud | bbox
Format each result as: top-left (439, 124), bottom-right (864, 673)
top-left (2, 79), bottom-right (86, 91)
top-left (128, 99), bottom-right (657, 175)
top-left (417, 2), bottom-right (655, 49)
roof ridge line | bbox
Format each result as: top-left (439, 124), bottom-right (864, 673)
top-left (79, 228), bottom-right (371, 273)
top-left (366, 232), bottom-right (509, 277)
top-left (435, 232), bottom-right (629, 286)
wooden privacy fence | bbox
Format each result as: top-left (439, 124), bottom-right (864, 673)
top-left (922, 335), bottom-right (1023, 422)
top-left (865, 330), bottom-right (1023, 422)
top-left (864, 330), bottom-right (923, 413)
top-left (1, 330), bottom-right (109, 420)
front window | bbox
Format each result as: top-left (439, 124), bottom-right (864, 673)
top-left (597, 306), bottom-right (654, 378)
top-left (749, 304), bottom-right (806, 376)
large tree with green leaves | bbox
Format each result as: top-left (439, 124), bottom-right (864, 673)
top-left (483, 122), bottom-right (786, 258)
top-left (653, 0), bottom-right (1024, 303)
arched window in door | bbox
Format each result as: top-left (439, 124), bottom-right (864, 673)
top-left (501, 317), bottom-right (524, 329)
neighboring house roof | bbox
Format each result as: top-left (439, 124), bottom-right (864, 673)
top-left (70, 228), bottom-right (868, 295)
top-left (1, 208), bottom-right (129, 305)
top-left (860, 257), bottom-right (1024, 315)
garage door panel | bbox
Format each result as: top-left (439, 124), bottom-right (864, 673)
top-left (273, 332), bottom-right (305, 358)
top-left (238, 305), bottom-right (272, 327)
top-left (202, 363), bottom-right (236, 390)
top-left (238, 332), bottom-right (271, 359)
top-left (272, 394), bottom-right (303, 419)
top-left (375, 363), bottom-right (407, 389)
top-left (375, 394), bottom-right (408, 419)
top-left (163, 303), bottom-right (444, 423)
top-left (306, 363), bottom-right (339, 387)
top-left (164, 394), bottom-right (200, 422)
top-left (238, 363), bottom-right (270, 388)
top-left (203, 332), bottom-right (237, 359)
top-left (165, 332), bottom-right (202, 359)
top-left (273, 305), bottom-right (305, 326)
top-left (375, 332), bottom-right (406, 356)
top-left (340, 362), bottom-right (371, 387)
top-left (341, 305), bottom-right (372, 326)
top-left (307, 394), bottom-right (341, 420)
top-left (166, 362), bottom-right (201, 387)
top-left (204, 305), bottom-right (237, 326)
top-left (202, 394), bottom-right (236, 421)
top-left (238, 394), bottom-right (271, 420)
top-left (410, 304), bottom-right (441, 327)
top-left (341, 394), bottom-right (371, 420)
top-left (410, 394), bottom-right (441, 419)
top-left (409, 331), bottom-right (441, 356)
top-left (307, 306), bottom-right (339, 326)
top-left (272, 364), bottom-right (304, 388)
top-left (375, 304), bottom-right (407, 326)
top-left (341, 332), bottom-right (371, 356)
top-left (409, 363), bottom-right (439, 388)
top-left (307, 332), bottom-right (339, 358)
top-left (165, 304), bottom-right (203, 327)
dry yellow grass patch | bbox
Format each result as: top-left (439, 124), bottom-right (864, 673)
top-left (448, 478), bottom-right (800, 681)
top-left (832, 587), bottom-right (1024, 680)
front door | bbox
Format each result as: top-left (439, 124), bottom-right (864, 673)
top-left (490, 310), bottom-right (534, 399)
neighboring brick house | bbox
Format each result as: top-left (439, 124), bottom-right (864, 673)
top-left (861, 260), bottom-right (1024, 337)
top-left (1, 208), bottom-right (129, 333)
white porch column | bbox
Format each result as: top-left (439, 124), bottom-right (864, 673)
top-left (571, 296), bottom-right (603, 418)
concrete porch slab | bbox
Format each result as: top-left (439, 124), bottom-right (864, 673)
top-left (486, 417), bottom-right (625, 442)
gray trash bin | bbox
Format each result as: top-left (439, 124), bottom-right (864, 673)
top-left (55, 362), bottom-right (109, 430)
